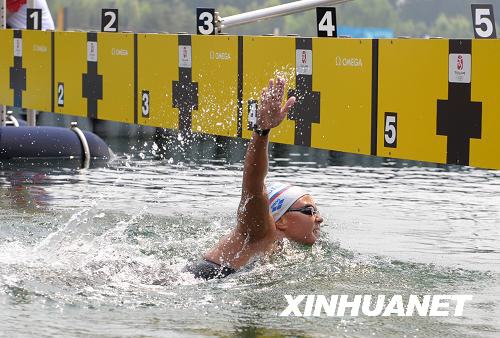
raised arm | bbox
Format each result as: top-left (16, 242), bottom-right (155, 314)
top-left (236, 78), bottom-right (295, 240)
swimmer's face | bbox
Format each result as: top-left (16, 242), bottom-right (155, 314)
top-left (276, 195), bottom-right (323, 245)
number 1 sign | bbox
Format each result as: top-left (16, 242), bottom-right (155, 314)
top-left (27, 8), bottom-right (42, 30)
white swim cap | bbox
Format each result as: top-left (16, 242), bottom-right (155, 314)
top-left (267, 183), bottom-right (308, 222)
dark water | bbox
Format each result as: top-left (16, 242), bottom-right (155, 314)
top-left (0, 132), bottom-right (499, 337)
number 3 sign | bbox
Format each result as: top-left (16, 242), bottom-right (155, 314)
top-left (197, 8), bottom-right (216, 35)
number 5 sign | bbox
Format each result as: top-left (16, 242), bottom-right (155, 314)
top-left (384, 112), bottom-right (397, 148)
top-left (316, 7), bottom-right (337, 38)
top-left (471, 4), bottom-right (497, 38)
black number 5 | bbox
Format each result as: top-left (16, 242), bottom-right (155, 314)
top-left (384, 112), bottom-right (397, 148)
top-left (471, 4), bottom-right (497, 38)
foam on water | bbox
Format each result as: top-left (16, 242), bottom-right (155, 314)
top-left (0, 140), bottom-right (499, 337)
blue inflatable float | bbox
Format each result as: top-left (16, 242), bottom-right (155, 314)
top-left (0, 115), bottom-right (111, 168)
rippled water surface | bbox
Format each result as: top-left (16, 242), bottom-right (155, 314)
top-left (0, 135), bottom-right (499, 337)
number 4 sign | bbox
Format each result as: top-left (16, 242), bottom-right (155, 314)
top-left (471, 4), bottom-right (497, 38)
top-left (316, 7), bottom-right (337, 38)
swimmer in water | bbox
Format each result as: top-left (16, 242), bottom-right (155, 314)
top-left (187, 77), bottom-right (324, 280)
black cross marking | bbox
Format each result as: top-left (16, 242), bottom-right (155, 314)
top-left (172, 35), bottom-right (198, 134)
top-left (9, 30), bottom-right (26, 108)
top-left (437, 40), bottom-right (482, 166)
top-left (82, 32), bottom-right (103, 119)
top-left (287, 38), bottom-right (321, 147)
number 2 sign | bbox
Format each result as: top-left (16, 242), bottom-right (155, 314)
top-left (102, 9), bottom-right (119, 32)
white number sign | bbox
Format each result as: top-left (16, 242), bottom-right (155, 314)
top-left (471, 4), bottom-right (497, 38)
top-left (384, 113), bottom-right (397, 148)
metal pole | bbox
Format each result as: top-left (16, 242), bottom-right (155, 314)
top-left (220, 0), bottom-right (352, 30)
top-left (27, 0), bottom-right (37, 126)
top-left (0, 0), bottom-right (5, 29)
top-left (0, 106), bottom-right (5, 128)
top-left (1, 0), bottom-right (6, 127)
top-left (71, 122), bottom-right (91, 169)
top-left (57, 7), bottom-right (67, 31)
top-left (27, 111), bottom-right (37, 127)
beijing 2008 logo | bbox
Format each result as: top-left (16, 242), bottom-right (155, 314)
top-left (302, 50), bottom-right (307, 65)
top-left (457, 55), bottom-right (464, 71)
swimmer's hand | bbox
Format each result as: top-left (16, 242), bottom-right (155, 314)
top-left (257, 77), bottom-right (296, 130)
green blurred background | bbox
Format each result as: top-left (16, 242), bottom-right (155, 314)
top-left (46, 0), bottom-right (500, 38)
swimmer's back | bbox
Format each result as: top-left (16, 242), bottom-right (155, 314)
top-left (186, 259), bottom-right (236, 280)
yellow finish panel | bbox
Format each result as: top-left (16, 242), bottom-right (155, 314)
top-left (53, 31), bottom-right (87, 117)
top-left (137, 34), bottom-right (178, 128)
top-left (23, 30), bottom-right (51, 111)
top-left (98, 32), bottom-right (134, 123)
top-left (312, 38), bottom-right (372, 155)
top-left (242, 36), bottom-right (296, 143)
top-left (470, 40), bottom-right (500, 169)
top-left (191, 35), bottom-right (239, 137)
top-left (378, 39), bottom-right (448, 163)
top-left (0, 30), bottom-right (14, 106)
